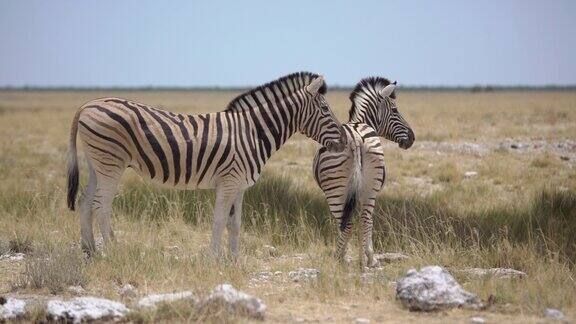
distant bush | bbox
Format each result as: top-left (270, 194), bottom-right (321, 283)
top-left (373, 188), bottom-right (576, 266)
top-left (110, 173), bottom-right (576, 265)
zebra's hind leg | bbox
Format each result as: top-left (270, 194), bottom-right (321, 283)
top-left (210, 182), bottom-right (239, 257)
top-left (80, 158), bottom-right (97, 255)
top-left (227, 191), bottom-right (245, 257)
top-left (359, 195), bottom-right (377, 268)
top-left (93, 166), bottom-right (124, 248)
top-left (334, 190), bottom-right (357, 264)
top-left (336, 222), bottom-right (354, 263)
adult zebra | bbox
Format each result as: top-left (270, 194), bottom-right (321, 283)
top-left (67, 72), bottom-right (346, 256)
top-left (312, 77), bottom-right (414, 267)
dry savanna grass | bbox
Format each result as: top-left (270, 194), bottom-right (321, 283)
top-left (0, 89), bottom-right (575, 322)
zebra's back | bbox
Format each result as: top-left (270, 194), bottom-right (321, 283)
top-left (77, 97), bottom-right (241, 190)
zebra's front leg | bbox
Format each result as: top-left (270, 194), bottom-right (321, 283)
top-left (210, 184), bottom-right (238, 256)
top-left (227, 191), bottom-right (245, 256)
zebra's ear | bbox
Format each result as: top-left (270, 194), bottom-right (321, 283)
top-left (379, 83), bottom-right (397, 98)
top-left (306, 76), bottom-right (325, 95)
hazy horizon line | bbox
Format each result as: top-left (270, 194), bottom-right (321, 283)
top-left (1, 84), bottom-right (575, 92)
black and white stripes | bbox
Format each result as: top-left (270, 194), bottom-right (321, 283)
top-left (313, 77), bottom-right (414, 267)
top-left (67, 72), bottom-right (346, 256)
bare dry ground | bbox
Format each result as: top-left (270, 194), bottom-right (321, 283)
top-left (0, 90), bottom-right (575, 322)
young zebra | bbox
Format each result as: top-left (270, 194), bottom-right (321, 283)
top-left (67, 72), bottom-right (346, 256)
top-left (312, 77), bottom-right (414, 267)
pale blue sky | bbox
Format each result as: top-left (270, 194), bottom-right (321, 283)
top-left (1, 1), bottom-right (575, 87)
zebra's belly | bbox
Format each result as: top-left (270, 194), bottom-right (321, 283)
top-left (127, 164), bottom-right (218, 190)
top-left (127, 164), bottom-right (254, 191)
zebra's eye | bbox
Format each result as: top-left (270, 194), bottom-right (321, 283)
top-left (321, 106), bottom-right (329, 112)
top-left (391, 107), bottom-right (399, 113)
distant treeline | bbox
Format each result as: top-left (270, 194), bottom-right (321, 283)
top-left (0, 85), bottom-right (575, 92)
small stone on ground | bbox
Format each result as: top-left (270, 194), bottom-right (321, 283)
top-left (137, 291), bottom-right (197, 308)
top-left (459, 267), bottom-right (526, 279)
top-left (202, 283), bottom-right (266, 320)
top-left (544, 308), bottom-right (565, 320)
top-left (288, 268), bottom-right (320, 282)
top-left (374, 252), bottom-right (410, 263)
top-left (262, 245), bottom-right (278, 256)
top-left (118, 283), bottom-right (137, 298)
top-left (0, 253), bottom-right (25, 261)
top-left (0, 297), bottom-right (27, 320)
top-left (396, 266), bottom-right (483, 311)
top-left (47, 297), bottom-right (128, 323)
top-left (67, 285), bottom-right (86, 295)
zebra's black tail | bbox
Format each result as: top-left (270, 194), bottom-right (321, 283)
top-left (67, 109), bottom-right (82, 211)
top-left (340, 192), bottom-right (357, 231)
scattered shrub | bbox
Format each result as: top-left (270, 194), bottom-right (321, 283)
top-left (18, 245), bottom-right (87, 294)
top-left (435, 161), bottom-right (461, 183)
top-left (9, 234), bottom-right (33, 254)
top-left (0, 238), bottom-right (9, 255)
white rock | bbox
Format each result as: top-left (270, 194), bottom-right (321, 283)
top-left (279, 253), bottom-right (307, 261)
top-left (0, 253), bottom-right (25, 261)
top-left (137, 291), bottom-right (197, 308)
top-left (262, 244), bottom-right (278, 256)
top-left (47, 297), bottom-right (128, 323)
top-left (250, 270), bottom-right (283, 286)
top-left (355, 317), bottom-right (371, 323)
top-left (256, 245), bottom-right (278, 259)
top-left (118, 283), bottom-right (137, 298)
top-left (544, 308), bottom-right (565, 320)
top-left (202, 284), bottom-right (266, 319)
top-left (396, 266), bottom-right (483, 311)
top-left (464, 171), bottom-right (478, 178)
top-left (460, 268), bottom-right (526, 279)
top-left (95, 237), bottom-right (104, 250)
top-left (0, 297), bottom-right (26, 320)
top-left (470, 316), bottom-right (486, 323)
top-left (374, 252), bottom-right (410, 263)
top-left (288, 268), bottom-right (320, 282)
top-left (67, 285), bottom-right (86, 295)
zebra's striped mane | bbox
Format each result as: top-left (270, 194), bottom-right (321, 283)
top-left (224, 71), bottom-right (326, 112)
top-left (348, 77), bottom-right (396, 121)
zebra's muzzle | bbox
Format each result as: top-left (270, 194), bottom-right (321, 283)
top-left (398, 129), bottom-right (415, 149)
